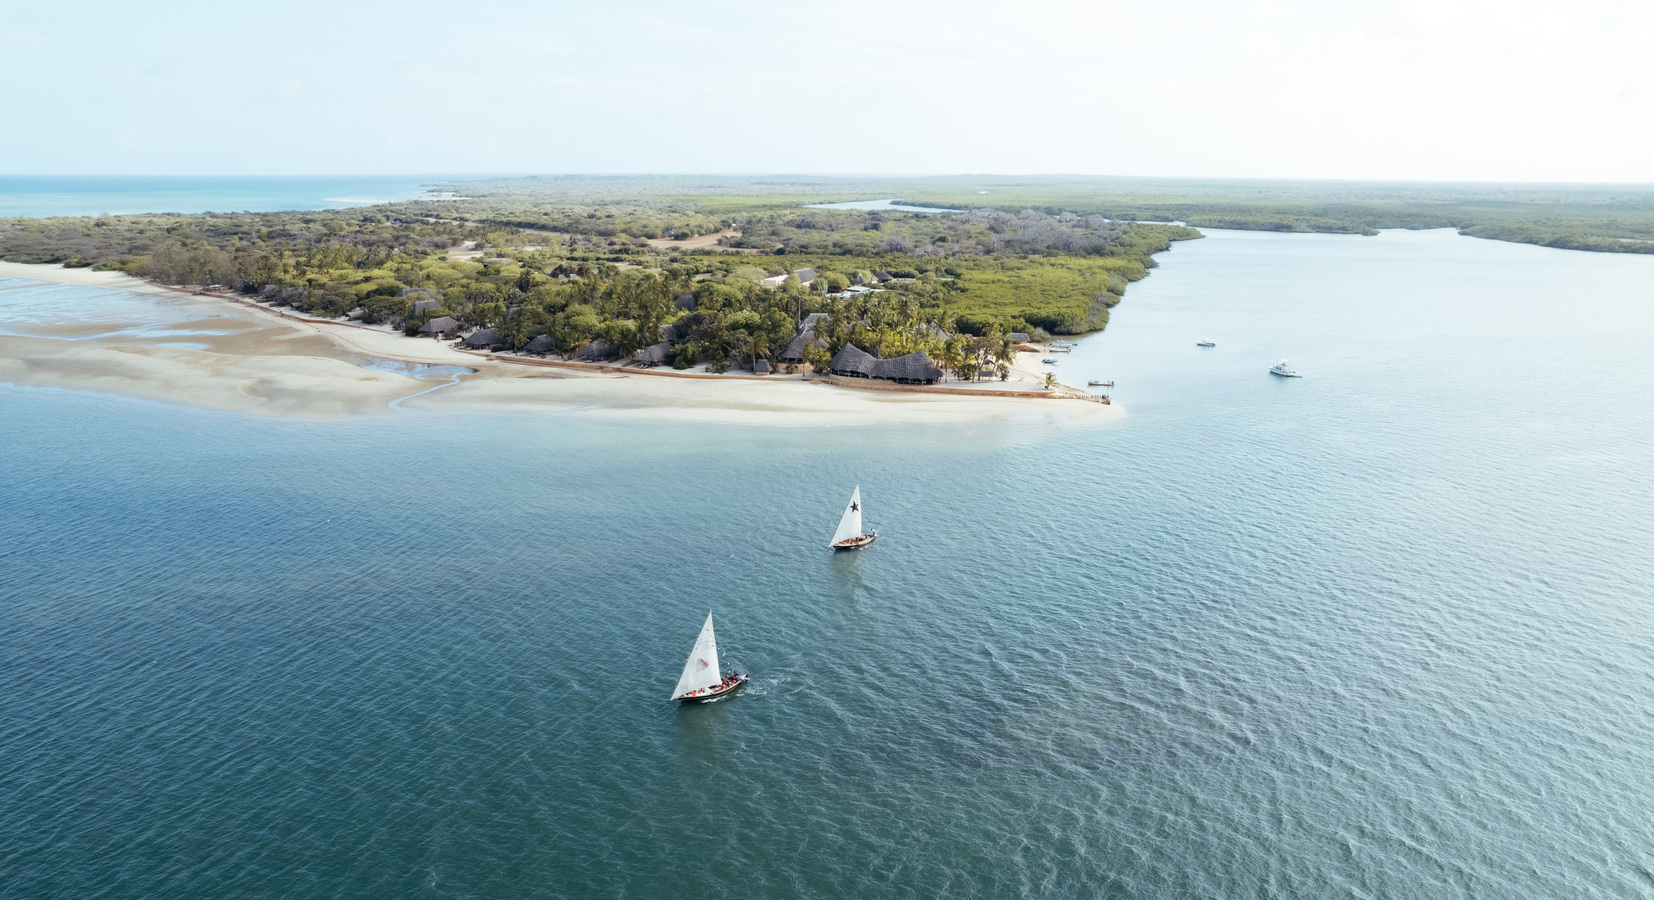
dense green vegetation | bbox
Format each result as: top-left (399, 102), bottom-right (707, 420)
top-left (0, 191), bottom-right (1197, 376)
top-left (886, 177), bottom-right (1654, 253)
top-left (6, 174), bottom-right (1649, 377)
top-left (433, 174), bottom-right (1654, 253)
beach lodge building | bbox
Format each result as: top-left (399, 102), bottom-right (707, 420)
top-left (779, 312), bottom-right (830, 363)
top-left (418, 316), bottom-right (462, 338)
top-left (760, 268), bottom-right (818, 290)
top-left (827, 343), bottom-right (943, 385)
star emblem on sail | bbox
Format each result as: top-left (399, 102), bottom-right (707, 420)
top-left (828, 484), bottom-right (867, 548)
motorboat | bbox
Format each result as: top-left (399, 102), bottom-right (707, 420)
top-left (1041, 358), bottom-right (1058, 365)
top-left (671, 613), bottom-right (749, 702)
top-left (1088, 380), bottom-right (1113, 387)
top-left (1269, 360), bottom-right (1302, 377)
top-left (1197, 340), bottom-right (1216, 347)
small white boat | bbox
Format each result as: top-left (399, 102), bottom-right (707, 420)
top-left (1088, 380), bottom-right (1113, 387)
top-left (1269, 360), bottom-right (1302, 377)
top-left (671, 612), bottom-right (749, 702)
top-left (1197, 340), bottom-right (1216, 347)
top-left (1041, 358), bottom-right (1058, 365)
top-left (829, 484), bottom-right (877, 550)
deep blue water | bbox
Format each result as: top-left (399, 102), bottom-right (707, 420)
top-left (0, 175), bottom-right (465, 218)
top-left (4, 229), bottom-right (1654, 898)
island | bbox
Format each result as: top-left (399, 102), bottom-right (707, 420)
top-left (6, 175), bottom-right (1650, 421)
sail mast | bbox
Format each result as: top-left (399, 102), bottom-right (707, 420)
top-left (829, 484), bottom-right (863, 546)
top-left (671, 613), bottom-right (722, 700)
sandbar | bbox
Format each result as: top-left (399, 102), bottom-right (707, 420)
top-left (0, 262), bottom-right (1121, 425)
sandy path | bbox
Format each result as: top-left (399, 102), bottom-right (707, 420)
top-left (644, 230), bottom-right (756, 252)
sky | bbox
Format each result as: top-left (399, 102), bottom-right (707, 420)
top-left (1, 0), bottom-right (1649, 182)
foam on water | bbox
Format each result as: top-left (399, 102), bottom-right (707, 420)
top-left (3, 229), bottom-right (1654, 898)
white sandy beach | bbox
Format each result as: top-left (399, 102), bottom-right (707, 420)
top-left (0, 261), bottom-right (1120, 425)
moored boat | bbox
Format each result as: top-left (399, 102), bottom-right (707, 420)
top-left (829, 484), bottom-right (877, 550)
top-left (1197, 340), bottom-right (1216, 347)
top-left (1269, 359), bottom-right (1302, 377)
top-left (671, 613), bottom-right (749, 702)
top-left (1041, 358), bottom-right (1058, 365)
top-left (1088, 380), bottom-right (1113, 387)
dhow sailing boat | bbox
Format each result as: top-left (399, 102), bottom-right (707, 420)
top-left (670, 613), bottom-right (748, 703)
top-left (828, 484), bottom-right (877, 551)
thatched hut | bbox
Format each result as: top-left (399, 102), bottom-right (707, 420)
top-left (461, 328), bottom-right (502, 350)
top-left (828, 344), bottom-right (942, 384)
top-left (674, 294), bottom-right (696, 311)
top-left (522, 334), bottom-right (557, 356)
top-left (418, 316), bottom-right (461, 338)
top-left (632, 342), bottom-right (671, 367)
top-left (779, 312), bottom-right (830, 363)
top-left (576, 340), bottom-right (616, 361)
top-left (754, 359), bottom-right (773, 375)
top-left (408, 299), bottom-right (443, 317)
top-left (1008, 332), bottom-right (1030, 343)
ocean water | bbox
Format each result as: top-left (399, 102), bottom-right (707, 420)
top-left (805, 198), bottom-right (958, 213)
top-left (0, 175), bottom-right (463, 218)
top-left (4, 229), bottom-right (1654, 898)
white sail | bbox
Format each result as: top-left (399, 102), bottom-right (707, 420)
top-left (829, 484), bottom-right (864, 547)
top-left (671, 613), bottom-right (722, 699)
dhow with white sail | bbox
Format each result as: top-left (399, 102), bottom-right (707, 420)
top-left (670, 612), bottom-right (748, 702)
top-left (829, 484), bottom-right (877, 550)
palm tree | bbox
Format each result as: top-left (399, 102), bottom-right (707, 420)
top-left (1044, 372), bottom-right (1057, 391)
top-left (938, 343), bottom-right (962, 383)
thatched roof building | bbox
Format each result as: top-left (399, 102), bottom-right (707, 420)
top-left (522, 334), bottom-right (556, 356)
top-left (1008, 332), bottom-right (1030, 343)
top-left (632, 342), bottom-right (671, 367)
top-left (461, 328), bottom-right (502, 349)
top-left (409, 299), bottom-right (443, 317)
top-left (779, 312), bottom-right (830, 362)
top-left (675, 294), bottom-right (696, 311)
top-left (828, 344), bottom-right (943, 384)
top-left (576, 340), bottom-right (616, 360)
top-left (418, 316), bottom-right (461, 337)
top-left (754, 359), bottom-right (773, 375)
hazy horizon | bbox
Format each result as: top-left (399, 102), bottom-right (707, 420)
top-left (5, 173), bottom-right (1654, 188)
top-left (4, 1), bottom-right (1649, 182)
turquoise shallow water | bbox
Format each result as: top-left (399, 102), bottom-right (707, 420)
top-left (4, 229), bottom-right (1654, 898)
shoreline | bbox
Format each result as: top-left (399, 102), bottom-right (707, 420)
top-left (0, 262), bottom-right (1120, 425)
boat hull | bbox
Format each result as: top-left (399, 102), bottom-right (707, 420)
top-left (1269, 369), bottom-right (1302, 377)
top-left (831, 531), bottom-right (877, 551)
top-left (676, 673), bottom-right (749, 703)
